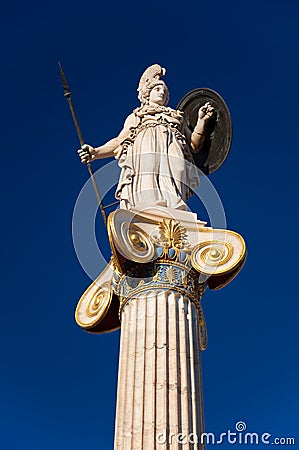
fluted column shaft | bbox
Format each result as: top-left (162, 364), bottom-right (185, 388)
top-left (114, 288), bottom-right (205, 449)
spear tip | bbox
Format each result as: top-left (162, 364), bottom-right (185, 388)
top-left (58, 61), bottom-right (71, 98)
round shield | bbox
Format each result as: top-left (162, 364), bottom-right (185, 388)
top-left (177, 88), bottom-right (232, 174)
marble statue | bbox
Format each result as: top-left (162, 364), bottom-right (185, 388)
top-left (78, 64), bottom-right (214, 211)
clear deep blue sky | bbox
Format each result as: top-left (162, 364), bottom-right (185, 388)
top-left (1, 0), bottom-right (298, 449)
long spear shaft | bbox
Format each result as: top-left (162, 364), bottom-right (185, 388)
top-left (58, 62), bottom-right (107, 226)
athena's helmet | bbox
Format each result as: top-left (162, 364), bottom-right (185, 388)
top-left (137, 64), bottom-right (170, 106)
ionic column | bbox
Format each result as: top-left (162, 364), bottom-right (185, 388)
top-left (114, 265), bottom-right (206, 449)
top-left (75, 208), bottom-right (246, 450)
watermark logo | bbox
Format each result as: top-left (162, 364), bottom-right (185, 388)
top-left (235, 421), bottom-right (247, 432)
top-left (156, 421), bottom-right (295, 446)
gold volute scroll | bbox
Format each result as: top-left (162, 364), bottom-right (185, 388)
top-left (85, 282), bottom-right (111, 318)
top-left (191, 236), bottom-right (245, 276)
top-left (75, 280), bottom-right (113, 329)
top-left (75, 261), bottom-right (120, 334)
top-left (108, 210), bottom-right (156, 264)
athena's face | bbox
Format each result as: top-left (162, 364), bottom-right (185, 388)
top-left (148, 84), bottom-right (167, 106)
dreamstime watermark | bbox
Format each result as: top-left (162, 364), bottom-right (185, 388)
top-left (156, 421), bottom-right (295, 446)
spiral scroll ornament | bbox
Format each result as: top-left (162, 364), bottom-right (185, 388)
top-left (75, 281), bottom-right (112, 329)
top-left (191, 240), bottom-right (234, 275)
top-left (85, 283), bottom-right (110, 317)
top-left (109, 210), bottom-right (156, 263)
top-left (121, 222), bottom-right (156, 262)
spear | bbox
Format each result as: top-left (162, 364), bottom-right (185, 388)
top-left (58, 62), bottom-right (107, 226)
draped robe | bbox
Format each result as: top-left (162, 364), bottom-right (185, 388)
top-left (114, 105), bottom-right (199, 211)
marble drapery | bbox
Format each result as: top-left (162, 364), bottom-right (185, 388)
top-left (114, 105), bottom-right (199, 211)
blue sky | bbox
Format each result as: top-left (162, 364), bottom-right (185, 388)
top-left (1, 0), bottom-right (298, 448)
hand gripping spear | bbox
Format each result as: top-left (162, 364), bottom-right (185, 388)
top-left (58, 62), bottom-right (107, 226)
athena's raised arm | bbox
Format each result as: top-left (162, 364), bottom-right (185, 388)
top-left (190, 102), bottom-right (214, 154)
